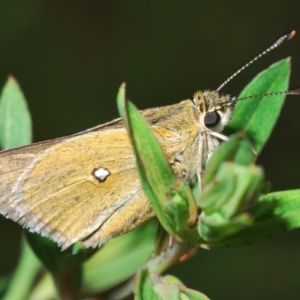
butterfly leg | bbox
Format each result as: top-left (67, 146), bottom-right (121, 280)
top-left (196, 134), bottom-right (204, 195)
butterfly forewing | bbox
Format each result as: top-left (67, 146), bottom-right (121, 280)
top-left (0, 128), bottom-right (152, 248)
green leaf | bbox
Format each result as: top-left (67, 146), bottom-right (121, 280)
top-left (135, 271), bottom-right (210, 300)
top-left (225, 59), bottom-right (290, 153)
top-left (198, 135), bottom-right (264, 242)
top-left (117, 84), bottom-right (198, 243)
top-left (203, 134), bottom-right (255, 186)
top-left (25, 231), bottom-right (86, 299)
top-left (0, 76), bottom-right (32, 149)
top-left (135, 268), bottom-right (160, 300)
top-left (181, 288), bottom-right (210, 300)
top-left (28, 273), bottom-right (56, 300)
top-left (159, 274), bottom-right (210, 299)
top-left (202, 189), bottom-right (300, 248)
top-left (25, 231), bottom-right (86, 276)
top-left (0, 276), bottom-right (10, 298)
top-left (2, 237), bottom-right (40, 300)
top-left (82, 221), bottom-right (157, 295)
top-left (201, 163), bottom-right (263, 219)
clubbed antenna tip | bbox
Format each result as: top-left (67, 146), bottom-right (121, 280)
top-left (287, 87), bottom-right (300, 95)
top-left (216, 30), bottom-right (296, 92)
top-left (288, 30), bottom-right (296, 40)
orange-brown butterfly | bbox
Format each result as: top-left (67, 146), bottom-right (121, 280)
top-left (0, 31), bottom-right (298, 249)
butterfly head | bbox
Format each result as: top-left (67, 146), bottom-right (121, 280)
top-left (192, 90), bottom-right (236, 133)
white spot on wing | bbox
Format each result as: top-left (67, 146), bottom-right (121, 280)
top-left (93, 167), bottom-right (110, 182)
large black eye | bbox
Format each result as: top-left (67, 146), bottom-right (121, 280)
top-left (204, 111), bottom-right (220, 128)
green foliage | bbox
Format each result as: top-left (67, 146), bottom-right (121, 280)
top-left (0, 76), bottom-right (31, 149)
top-left (198, 135), bottom-right (263, 243)
top-left (225, 59), bottom-right (290, 153)
top-left (0, 59), bottom-right (300, 299)
top-left (205, 189), bottom-right (300, 248)
top-left (135, 270), bottom-right (209, 300)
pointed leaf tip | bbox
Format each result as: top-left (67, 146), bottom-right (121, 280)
top-left (8, 74), bottom-right (16, 81)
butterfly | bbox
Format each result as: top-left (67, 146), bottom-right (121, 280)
top-left (0, 31), bottom-right (297, 249)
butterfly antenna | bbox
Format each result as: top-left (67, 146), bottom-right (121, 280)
top-left (216, 30), bottom-right (296, 92)
top-left (232, 87), bottom-right (300, 103)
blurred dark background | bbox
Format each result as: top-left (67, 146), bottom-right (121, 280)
top-left (1, 1), bottom-right (300, 299)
